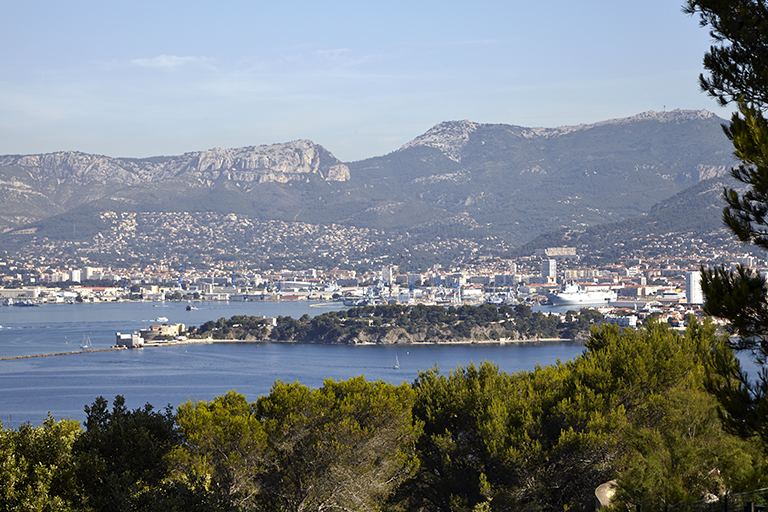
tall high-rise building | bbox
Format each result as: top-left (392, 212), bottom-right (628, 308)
top-left (736, 255), bottom-right (756, 268)
top-left (686, 271), bottom-right (703, 305)
top-left (542, 259), bottom-right (556, 283)
top-left (381, 265), bottom-right (394, 286)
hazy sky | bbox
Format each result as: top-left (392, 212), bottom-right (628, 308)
top-left (0, 0), bottom-right (731, 162)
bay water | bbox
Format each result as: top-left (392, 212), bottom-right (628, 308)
top-left (0, 301), bottom-right (586, 428)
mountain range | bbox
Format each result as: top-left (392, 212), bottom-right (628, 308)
top-left (0, 109), bottom-right (740, 267)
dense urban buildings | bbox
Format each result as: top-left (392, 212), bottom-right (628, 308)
top-left (2, 227), bottom-right (762, 330)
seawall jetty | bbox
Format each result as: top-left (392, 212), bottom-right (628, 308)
top-left (0, 347), bottom-right (127, 361)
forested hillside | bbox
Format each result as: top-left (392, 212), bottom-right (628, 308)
top-left (515, 175), bottom-right (742, 261)
top-left (2, 320), bottom-right (764, 511)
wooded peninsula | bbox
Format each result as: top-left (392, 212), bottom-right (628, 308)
top-left (189, 303), bottom-right (606, 344)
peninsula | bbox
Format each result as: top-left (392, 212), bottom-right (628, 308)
top-left (187, 303), bottom-right (605, 345)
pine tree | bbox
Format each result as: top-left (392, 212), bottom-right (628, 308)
top-left (685, 0), bottom-right (768, 448)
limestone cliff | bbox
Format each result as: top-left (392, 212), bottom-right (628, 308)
top-left (0, 140), bottom-right (349, 184)
top-left (0, 140), bottom-right (349, 229)
top-left (162, 140), bottom-right (350, 182)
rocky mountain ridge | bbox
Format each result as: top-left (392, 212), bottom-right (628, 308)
top-left (0, 140), bottom-right (350, 229)
top-left (397, 120), bottom-right (480, 162)
top-left (154, 140), bottom-right (351, 182)
top-left (0, 109), bottom-right (739, 261)
top-left (0, 139), bottom-right (349, 185)
top-left (396, 109), bottom-right (720, 164)
top-left (346, 108), bottom-right (735, 243)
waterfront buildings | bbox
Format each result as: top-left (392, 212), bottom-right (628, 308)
top-left (115, 331), bottom-right (144, 348)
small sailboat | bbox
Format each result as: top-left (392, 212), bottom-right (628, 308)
top-left (393, 355), bottom-right (400, 370)
top-left (80, 334), bottom-right (92, 350)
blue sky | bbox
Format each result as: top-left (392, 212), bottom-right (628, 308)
top-left (0, 0), bottom-right (731, 162)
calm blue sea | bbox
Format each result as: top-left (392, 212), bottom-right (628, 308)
top-left (0, 301), bottom-right (586, 428)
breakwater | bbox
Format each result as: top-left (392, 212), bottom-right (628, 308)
top-left (0, 347), bottom-right (127, 361)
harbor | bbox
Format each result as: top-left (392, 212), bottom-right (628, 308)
top-left (0, 300), bottom-right (588, 428)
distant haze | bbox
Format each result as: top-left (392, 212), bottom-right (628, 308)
top-left (0, 0), bottom-right (731, 162)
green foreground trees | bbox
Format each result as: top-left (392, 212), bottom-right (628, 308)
top-left (2, 319), bottom-right (766, 511)
top-left (399, 320), bottom-right (766, 511)
top-left (174, 378), bottom-right (421, 511)
top-left (0, 415), bottom-right (80, 511)
top-left (685, 0), bottom-right (768, 451)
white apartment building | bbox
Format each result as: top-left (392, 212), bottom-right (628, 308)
top-left (686, 271), bottom-right (703, 305)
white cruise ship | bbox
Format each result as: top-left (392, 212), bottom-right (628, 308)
top-left (546, 282), bottom-right (617, 306)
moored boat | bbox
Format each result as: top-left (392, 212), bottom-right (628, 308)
top-left (546, 282), bottom-right (616, 306)
top-left (12, 299), bottom-right (40, 307)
